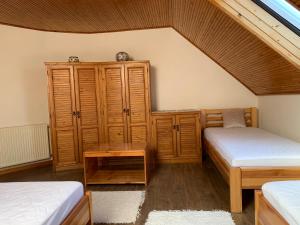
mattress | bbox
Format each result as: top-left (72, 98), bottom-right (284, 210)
top-left (263, 181), bottom-right (300, 225)
top-left (0, 181), bottom-right (83, 225)
top-left (204, 127), bottom-right (300, 167)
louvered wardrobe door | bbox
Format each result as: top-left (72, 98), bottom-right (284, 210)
top-left (176, 114), bottom-right (201, 159)
top-left (152, 115), bottom-right (177, 160)
top-left (101, 64), bottom-right (128, 143)
top-left (47, 66), bottom-right (79, 169)
top-left (74, 65), bottom-right (102, 162)
top-left (125, 63), bottom-right (151, 144)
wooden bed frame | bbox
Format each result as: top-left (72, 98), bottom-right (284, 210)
top-left (255, 190), bottom-right (288, 225)
top-left (203, 107), bottom-right (300, 213)
top-left (61, 191), bottom-right (93, 225)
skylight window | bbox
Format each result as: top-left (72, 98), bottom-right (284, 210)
top-left (253, 0), bottom-right (300, 36)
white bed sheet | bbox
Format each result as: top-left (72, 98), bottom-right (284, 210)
top-left (204, 127), bottom-right (300, 167)
top-left (263, 181), bottom-right (300, 225)
top-left (0, 181), bottom-right (83, 225)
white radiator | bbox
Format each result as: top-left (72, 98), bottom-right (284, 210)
top-left (0, 124), bottom-right (51, 168)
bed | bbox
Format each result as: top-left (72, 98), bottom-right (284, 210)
top-left (255, 181), bottom-right (300, 225)
top-left (0, 181), bottom-right (92, 225)
top-left (203, 107), bottom-right (300, 213)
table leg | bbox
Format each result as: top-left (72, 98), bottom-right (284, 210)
top-left (144, 152), bottom-right (148, 186)
top-left (83, 157), bottom-right (88, 188)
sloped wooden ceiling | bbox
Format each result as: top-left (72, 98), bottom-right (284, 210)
top-left (288, 0), bottom-right (300, 9)
top-left (0, 0), bottom-right (299, 95)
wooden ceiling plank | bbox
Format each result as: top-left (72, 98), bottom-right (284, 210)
top-left (0, 0), bottom-right (299, 94)
top-left (171, 0), bottom-right (300, 95)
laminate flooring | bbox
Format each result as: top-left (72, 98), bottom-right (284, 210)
top-left (0, 159), bottom-right (254, 225)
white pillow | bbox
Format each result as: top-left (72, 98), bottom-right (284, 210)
top-left (223, 109), bottom-right (246, 128)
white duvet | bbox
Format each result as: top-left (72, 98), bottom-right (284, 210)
top-left (0, 181), bottom-right (83, 225)
top-left (263, 181), bottom-right (300, 225)
top-left (204, 127), bottom-right (300, 167)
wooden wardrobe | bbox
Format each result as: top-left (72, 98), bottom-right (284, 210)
top-left (46, 61), bottom-right (151, 171)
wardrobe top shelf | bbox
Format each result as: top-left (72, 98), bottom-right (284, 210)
top-left (152, 110), bottom-right (201, 115)
top-left (45, 60), bottom-right (150, 65)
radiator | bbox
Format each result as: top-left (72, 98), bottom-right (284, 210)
top-left (0, 124), bottom-right (51, 168)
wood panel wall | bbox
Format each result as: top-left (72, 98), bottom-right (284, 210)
top-left (0, 0), bottom-right (299, 95)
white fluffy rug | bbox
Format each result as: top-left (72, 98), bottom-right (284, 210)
top-left (92, 191), bottom-right (145, 224)
top-left (145, 210), bottom-right (235, 225)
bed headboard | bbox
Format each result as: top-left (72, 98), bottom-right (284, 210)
top-left (202, 107), bottom-right (258, 128)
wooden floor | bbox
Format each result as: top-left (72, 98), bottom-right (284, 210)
top-left (0, 159), bottom-right (254, 225)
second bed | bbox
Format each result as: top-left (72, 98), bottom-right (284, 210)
top-left (203, 108), bottom-right (300, 213)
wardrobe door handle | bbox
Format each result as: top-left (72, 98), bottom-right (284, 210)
top-left (77, 111), bottom-right (81, 118)
top-left (126, 109), bottom-right (130, 116)
top-left (123, 108), bottom-right (127, 113)
top-left (72, 111), bottom-right (77, 116)
top-left (173, 125), bottom-right (177, 130)
top-left (176, 125), bottom-right (180, 132)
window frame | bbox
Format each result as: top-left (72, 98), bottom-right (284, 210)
top-left (253, 0), bottom-right (300, 36)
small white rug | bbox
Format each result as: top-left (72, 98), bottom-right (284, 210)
top-left (92, 191), bottom-right (145, 224)
top-left (145, 210), bottom-right (235, 225)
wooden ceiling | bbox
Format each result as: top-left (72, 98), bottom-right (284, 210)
top-left (288, 0), bottom-right (300, 9)
top-left (0, 0), bottom-right (300, 95)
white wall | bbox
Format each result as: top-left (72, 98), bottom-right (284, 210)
top-left (0, 25), bottom-right (257, 128)
top-left (259, 95), bottom-right (300, 142)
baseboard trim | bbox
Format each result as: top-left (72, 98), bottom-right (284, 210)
top-left (158, 158), bottom-right (202, 164)
top-left (0, 159), bottom-right (53, 176)
top-left (55, 164), bottom-right (83, 172)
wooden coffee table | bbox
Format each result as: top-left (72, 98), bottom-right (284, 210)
top-left (83, 143), bottom-right (149, 187)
